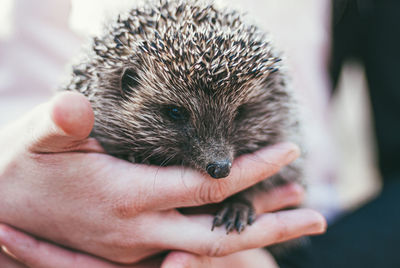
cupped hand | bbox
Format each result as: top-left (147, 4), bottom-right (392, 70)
top-left (0, 183), bottom-right (325, 267)
top-left (0, 92), bottom-right (325, 264)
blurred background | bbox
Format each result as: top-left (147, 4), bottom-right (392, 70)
top-left (0, 0), bottom-right (381, 221)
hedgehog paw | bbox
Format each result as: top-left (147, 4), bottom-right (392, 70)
top-left (212, 199), bottom-right (255, 234)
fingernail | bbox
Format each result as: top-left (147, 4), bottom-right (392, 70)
top-left (272, 142), bottom-right (301, 163)
top-left (285, 183), bottom-right (305, 203)
top-left (286, 144), bottom-right (301, 162)
top-left (307, 212), bottom-right (327, 234)
top-left (51, 92), bottom-right (94, 139)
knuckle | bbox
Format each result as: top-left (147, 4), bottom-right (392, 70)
top-left (111, 195), bottom-right (144, 218)
top-left (110, 181), bottom-right (151, 218)
top-left (105, 248), bottom-right (140, 264)
top-left (196, 181), bottom-right (229, 204)
top-left (272, 214), bottom-right (290, 242)
top-left (101, 230), bottom-right (145, 263)
top-left (112, 200), bottom-right (140, 219)
top-left (206, 242), bottom-right (224, 257)
top-left (205, 239), bottom-right (229, 257)
top-left (29, 151), bottom-right (61, 166)
top-left (113, 233), bottom-right (138, 249)
top-left (112, 201), bottom-right (133, 219)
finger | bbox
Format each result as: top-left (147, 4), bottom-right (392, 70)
top-left (0, 251), bottom-right (28, 268)
top-left (162, 251), bottom-right (211, 268)
top-left (151, 208), bottom-right (326, 257)
top-left (162, 249), bottom-right (278, 268)
top-left (25, 92), bottom-right (102, 153)
top-left (0, 224), bottom-right (157, 268)
top-left (107, 142), bottom-right (300, 215)
top-left (252, 183), bottom-right (305, 214)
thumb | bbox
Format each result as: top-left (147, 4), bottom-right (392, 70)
top-left (162, 251), bottom-right (211, 268)
top-left (26, 92), bottom-right (99, 153)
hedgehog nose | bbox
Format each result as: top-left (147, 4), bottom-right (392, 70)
top-left (206, 161), bottom-right (232, 179)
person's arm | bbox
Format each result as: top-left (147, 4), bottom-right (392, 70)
top-left (0, 92), bottom-right (326, 265)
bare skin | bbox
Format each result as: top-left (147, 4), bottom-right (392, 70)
top-left (0, 183), bottom-right (316, 268)
top-left (0, 92), bottom-right (326, 266)
top-left (0, 227), bottom-right (277, 268)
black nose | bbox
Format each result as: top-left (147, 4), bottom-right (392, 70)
top-left (206, 161), bottom-right (232, 179)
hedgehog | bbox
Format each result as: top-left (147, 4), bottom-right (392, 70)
top-left (64, 0), bottom-right (303, 235)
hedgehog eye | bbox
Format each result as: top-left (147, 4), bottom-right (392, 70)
top-left (164, 106), bottom-right (188, 121)
top-left (121, 68), bottom-right (139, 94)
top-left (235, 105), bottom-right (246, 120)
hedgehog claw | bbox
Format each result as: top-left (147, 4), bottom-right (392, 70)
top-left (212, 199), bottom-right (255, 234)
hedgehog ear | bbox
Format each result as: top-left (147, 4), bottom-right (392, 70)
top-left (121, 68), bottom-right (139, 94)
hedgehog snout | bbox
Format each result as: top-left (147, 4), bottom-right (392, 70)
top-left (191, 138), bottom-right (234, 179)
top-left (206, 160), bottom-right (232, 179)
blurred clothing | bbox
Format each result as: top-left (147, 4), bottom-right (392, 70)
top-left (277, 0), bottom-right (400, 266)
top-left (331, 0), bottom-right (400, 181)
top-left (277, 180), bottom-right (400, 268)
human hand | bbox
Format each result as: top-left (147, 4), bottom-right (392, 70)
top-left (0, 226), bottom-right (277, 268)
top-left (0, 182), bottom-right (324, 267)
top-left (0, 92), bottom-right (325, 264)
top-left (0, 224), bottom-right (163, 268)
top-left (163, 183), bottom-right (313, 268)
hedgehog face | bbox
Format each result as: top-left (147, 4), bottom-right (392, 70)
top-left (85, 55), bottom-right (291, 179)
top-left (67, 0), bottom-right (294, 178)
top-left (109, 62), bottom-right (241, 178)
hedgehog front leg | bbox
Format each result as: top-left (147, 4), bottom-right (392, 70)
top-left (212, 197), bottom-right (255, 234)
top-left (212, 189), bottom-right (257, 234)
top-left (212, 162), bottom-right (303, 234)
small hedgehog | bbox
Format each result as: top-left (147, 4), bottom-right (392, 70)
top-left (65, 0), bottom-right (303, 235)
